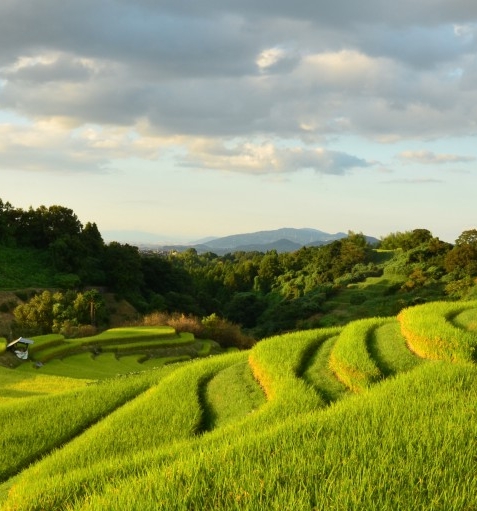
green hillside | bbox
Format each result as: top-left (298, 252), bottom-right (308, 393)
top-left (3, 199), bottom-right (477, 341)
top-left (1, 300), bottom-right (477, 509)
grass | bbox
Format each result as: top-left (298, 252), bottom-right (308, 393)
top-left (450, 307), bottom-right (477, 331)
top-left (3, 300), bottom-right (477, 510)
top-left (398, 300), bottom-right (477, 362)
top-left (28, 326), bottom-right (182, 363)
top-left (9, 327), bottom-right (215, 380)
top-left (0, 369), bottom-right (166, 482)
top-left (203, 360), bottom-right (266, 429)
top-left (301, 335), bottom-right (349, 403)
top-left (0, 366), bottom-right (90, 403)
top-left (368, 318), bottom-right (425, 376)
top-left (329, 317), bottom-right (388, 392)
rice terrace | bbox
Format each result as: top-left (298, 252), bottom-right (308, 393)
top-left (2, 300), bottom-right (477, 510)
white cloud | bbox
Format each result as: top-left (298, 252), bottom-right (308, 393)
top-left (0, 119), bottom-right (176, 173)
top-left (181, 140), bottom-right (371, 175)
top-left (397, 150), bottom-right (476, 164)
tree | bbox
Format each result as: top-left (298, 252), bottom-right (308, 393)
top-left (445, 229), bottom-right (477, 277)
top-left (73, 290), bottom-right (105, 326)
top-left (455, 229), bottom-right (477, 246)
top-left (13, 290), bottom-right (56, 335)
top-left (380, 229), bottom-right (433, 250)
top-left (0, 199), bottom-right (15, 246)
top-left (254, 250), bottom-right (282, 293)
top-left (104, 242), bottom-right (144, 295)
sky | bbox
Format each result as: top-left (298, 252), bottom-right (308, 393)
top-left (1, 1), bottom-right (477, 244)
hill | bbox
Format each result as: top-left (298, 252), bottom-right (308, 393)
top-left (146, 227), bottom-right (380, 254)
top-left (1, 300), bottom-right (477, 509)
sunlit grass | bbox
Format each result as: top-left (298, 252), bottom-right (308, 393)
top-left (329, 317), bottom-right (388, 392)
top-left (398, 300), bottom-right (477, 361)
top-left (204, 359), bottom-right (266, 429)
top-left (368, 318), bottom-right (425, 376)
top-left (0, 369), bottom-right (166, 482)
top-left (8, 361), bottom-right (477, 511)
top-left (4, 304), bottom-right (477, 510)
top-left (302, 335), bottom-right (349, 403)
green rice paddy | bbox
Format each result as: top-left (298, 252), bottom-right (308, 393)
top-left (2, 301), bottom-right (477, 510)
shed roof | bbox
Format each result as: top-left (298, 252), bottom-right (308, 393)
top-left (6, 337), bottom-right (35, 348)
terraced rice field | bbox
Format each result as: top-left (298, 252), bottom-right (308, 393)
top-left (2, 300), bottom-right (477, 510)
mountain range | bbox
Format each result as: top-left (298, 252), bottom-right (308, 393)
top-left (107, 227), bottom-right (380, 255)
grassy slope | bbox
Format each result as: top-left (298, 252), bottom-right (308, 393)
top-left (1, 303), bottom-right (477, 509)
top-left (0, 247), bottom-right (56, 289)
top-left (8, 327), bottom-right (220, 380)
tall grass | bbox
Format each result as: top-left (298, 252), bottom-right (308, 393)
top-left (302, 335), bottom-right (349, 403)
top-left (15, 361), bottom-right (477, 511)
top-left (5, 305), bottom-right (477, 510)
top-left (248, 328), bottom-right (338, 417)
top-left (0, 369), bottom-right (165, 482)
top-left (398, 300), bottom-right (477, 362)
top-left (2, 352), bottom-right (244, 505)
top-left (0, 367), bottom-right (90, 403)
top-left (203, 360), bottom-right (266, 429)
top-left (367, 318), bottom-right (425, 376)
top-left (329, 317), bottom-right (389, 391)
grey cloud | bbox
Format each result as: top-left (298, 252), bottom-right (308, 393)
top-left (4, 55), bottom-right (97, 84)
top-left (359, 25), bottom-right (476, 69)
top-left (1, 0), bottom-right (477, 172)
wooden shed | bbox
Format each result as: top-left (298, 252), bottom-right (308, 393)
top-left (6, 337), bottom-right (34, 360)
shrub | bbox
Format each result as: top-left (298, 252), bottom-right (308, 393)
top-left (201, 313), bottom-right (255, 349)
top-left (141, 311), bottom-right (254, 350)
top-left (167, 313), bottom-right (203, 337)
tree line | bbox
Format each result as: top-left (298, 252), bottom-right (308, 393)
top-left (1, 199), bottom-right (476, 340)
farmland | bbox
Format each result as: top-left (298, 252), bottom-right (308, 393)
top-left (1, 300), bottom-right (477, 509)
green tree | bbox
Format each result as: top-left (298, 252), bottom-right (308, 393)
top-left (13, 290), bottom-right (56, 335)
top-left (73, 290), bottom-right (105, 326)
top-left (445, 229), bottom-right (477, 277)
top-left (254, 250), bottom-right (282, 293)
top-left (104, 242), bottom-right (143, 295)
top-left (0, 199), bottom-right (15, 246)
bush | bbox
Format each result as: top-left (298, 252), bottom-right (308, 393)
top-left (167, 314), bottom-right (203, 337)
top-left (141, 311), bottom-right (255, 350)
top-left (201, 313), bottom-right (255, 349)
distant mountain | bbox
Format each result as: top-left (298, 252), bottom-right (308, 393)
top-left (143, 228), bottom-right (379, 255)
top-left (204, 228), bottom-right (347, 251)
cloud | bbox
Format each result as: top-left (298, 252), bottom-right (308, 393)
top-left (397, 150), bottom-right (476, 164)
top-left (0, 119), bottom-right (173, 173)
top-left (1, 1), bottom-right (477, 176)
top-left (181, 140), bottom-right (371, 175)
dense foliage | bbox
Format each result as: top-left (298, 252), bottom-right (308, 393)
top-left (1, 198), bottom-right (477, 340)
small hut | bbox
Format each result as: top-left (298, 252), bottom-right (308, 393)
top-left (6, 337), bottom-right (34, 360)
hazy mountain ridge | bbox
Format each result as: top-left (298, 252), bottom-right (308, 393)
top-left (132, 228), bottom-right (379, 254)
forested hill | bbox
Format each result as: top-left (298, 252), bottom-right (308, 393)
top-left (1, 198), bottom-right (477, 341)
